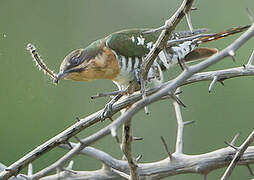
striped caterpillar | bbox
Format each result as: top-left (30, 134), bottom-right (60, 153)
top-left (26, 43), bottom-right (57, 83)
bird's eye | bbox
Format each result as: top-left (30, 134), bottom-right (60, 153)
top-left (70, 57), bottom-right (79, 65)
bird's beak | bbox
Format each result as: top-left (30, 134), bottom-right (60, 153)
top-left (53, 71), bottom-right (68, 84)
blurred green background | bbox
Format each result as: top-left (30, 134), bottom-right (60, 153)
top-left (0, 0), bottom-right (254, 179)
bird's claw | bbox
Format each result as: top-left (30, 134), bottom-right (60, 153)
top-left (134, 68), bottom-right (141, 85)
top-left (100, 102), bottom-right (113, 121)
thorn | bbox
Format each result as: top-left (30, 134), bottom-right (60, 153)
top-left (247, 50), bottom-right (254, 68)
top-left (91, 90), bottom-right (124, 99)
top-left (228, 50), bottom-right (236, 62)
top-left (110, 128), bottom-right (120, 143)
top-left (136, 155), bottom-right (142, 162)
top-left (219, 80), bottom-right (225, 86)
top-left (142, 25), bottom-right (167, 35)
top-left (19, 174), bottom-right (29, 179)
top-left (183, 120), bottom-right (195, 126)
top-left (175, 90), bottom-right (183, 95)
top-left (208, 76), bottom-right (218, 93)
top-left (246, 8), bottom-right (254, 22)
top-left (65, 141), bottom-right (73, 149)
top-left (191, 7), bottom-right (198, 11)
top-left (224, 141), bottom-right (239, 151)
top-left (67, 160), bottom-right (74, 170)
top-left (230, 133), bottom-right (240, 146)
top-left (203, 173), bottom-right (208, 180)
top-left (178, 58), bottom-right (185, 71)
top-left (160, 136), bottom-right (173, 159)
top-left (74, 135), bottom-right (82, 144)
top-left (144, 106), bottom-right (150, 115)
top-left (56, 168), bottom-right (61, 177)
top-left (132, 136), bottom-right (143, 141)
top-left (171, 93), bottom-right (187, 108)
top-left (5, 168), bottom-right (15, 172)
top-left (28, 163), bottom-right (33, 176)
top-left (76, 117), bottom-right (80, 122)
top-left (246, 164), bottom-right (254, 176)
top-left (108, 117), bottom-right (113, 122)
top-left (62, 168), bottom-right (77, 174)
top-left (111, 168), bottom-right (131, 179)
top-left (185, 11), bottom-right (194, 32)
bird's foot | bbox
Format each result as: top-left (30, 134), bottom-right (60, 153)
top-left (100, 102), bottom-right (114, 121)
top-left (100, 92), bottom-right (124, 121)
top-left (134, 68), bottom-right (141, 85)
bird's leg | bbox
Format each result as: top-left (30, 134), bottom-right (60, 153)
top-left (134, 68), bottom-right (141, 85)
top-left (100, 91), bottom-right (125, 121)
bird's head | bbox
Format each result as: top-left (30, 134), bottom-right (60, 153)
top-left (54, 42), bottom-right (120, 84)
top-left (54, 49), bottom-right (89, 83)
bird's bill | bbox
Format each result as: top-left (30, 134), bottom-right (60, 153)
top-left (53, 71), bottom-right (69, 84)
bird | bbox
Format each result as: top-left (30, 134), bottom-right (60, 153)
top-left (50, 25), bottom-right (249, 118)
top-left (54, 25), bottom-right (249, 91)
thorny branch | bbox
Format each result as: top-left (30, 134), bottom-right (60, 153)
top-left (120, 107), bottom-right (139, 180)
top-left (1, 2), bottom-right (254, 180)
top-left (139, 0), bottom-right (194, 113)
top-left (2, 31), bottom-right (254, 178)
top-left (221, 130), bottom-right (254, 180)
top-left (1, 49), bottom-right (254, 179)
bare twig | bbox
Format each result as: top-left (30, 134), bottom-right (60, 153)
top-left (246, 50), bottom-right (254, 68)
top-left (1, 22), bottom-right (254, 180)
top-left (246, 164), bottom-right (254, 176)
top-left (111, 168), bottom-right (130, 179)
top-left (231, 133), bottom-right (240, 146)
top-left (173, 90), bottom-right (184, 154)
top-left (208, 76), bottom-right (218, 93)
top-left (139, 0), bottom-right (194, 112)
top-left (246, 8), bottom-right (254, 22)
top-left (160, 136), bottom-right (173, 159)
top-left (121, 112), bottom-right (139, 180)
top-left (221, 130), bottom-right (254, 180)
top-left (91, 90), bottom-right (125, 99)
top-left (39, 146), bottom-right (254, 180)
top-left (141, 0), bottom-right (194, 79)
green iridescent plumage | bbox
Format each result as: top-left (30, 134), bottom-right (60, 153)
top-left (105, 29), bottom-right (160, 57)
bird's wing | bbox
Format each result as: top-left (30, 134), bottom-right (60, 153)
top-left (105, 29), bottom-right (160, 58)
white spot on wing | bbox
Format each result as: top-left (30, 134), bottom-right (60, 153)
top-left (137, 36), bottom-right (145, 46)
top-left (131, 36), bottom-right (135, 43)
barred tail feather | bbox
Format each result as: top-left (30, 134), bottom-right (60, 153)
top-left (197, 25), bottom-right (250, 44)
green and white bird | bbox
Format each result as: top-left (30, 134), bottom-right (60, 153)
top-left (54, 25), bottom-right (249, 91)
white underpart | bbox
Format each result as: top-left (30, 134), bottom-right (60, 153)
top-left (113, 40), bottom-right (198, 90)
top-left (134, 57), bottom-right (139, 69)
top-left (161, 41), bottom-right (197, 68)
top-left (113, 56), bottom-right (134, 90)
top-left (121, 56), bottom-right (127, 71)
top-left (127, 57), bottom-right (132, 72)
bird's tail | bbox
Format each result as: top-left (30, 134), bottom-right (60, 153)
top-left (196, 25), bottom-right (250, 44)
top-left (157, 25), bottom-right (250, 70)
